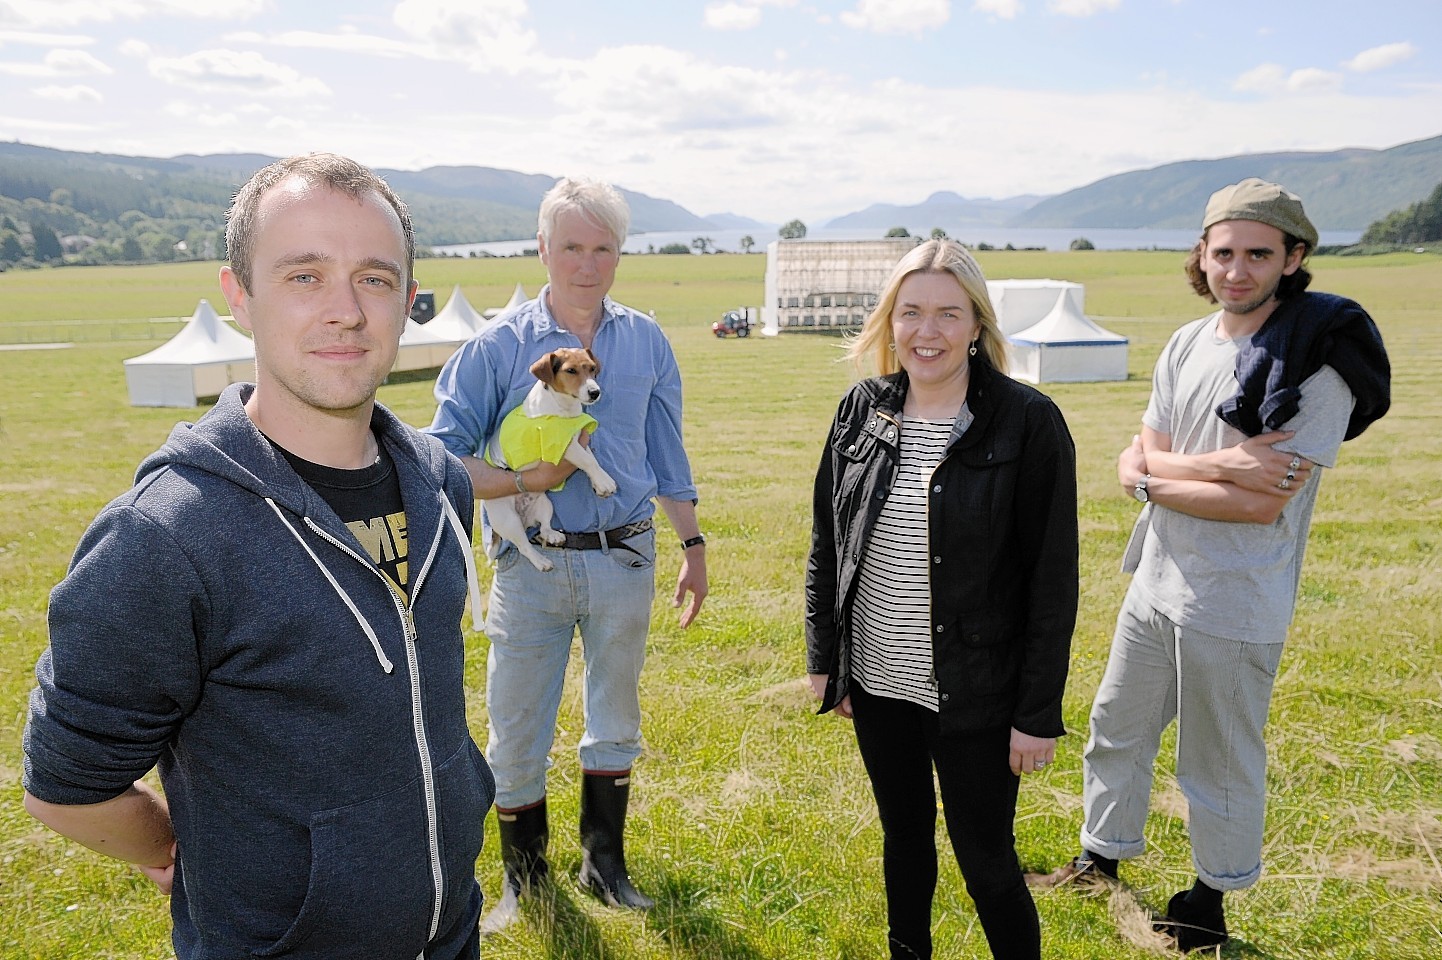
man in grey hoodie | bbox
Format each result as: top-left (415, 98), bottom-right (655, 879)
top-left (22, 154), bottom-right (494, 959)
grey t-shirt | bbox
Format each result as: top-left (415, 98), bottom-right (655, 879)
top-left (1124, 311), bottom-right (1354, 644)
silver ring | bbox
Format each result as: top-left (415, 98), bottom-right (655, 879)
top-left (1286, 469), bottom-right (1296, 481)
top-left (1035, 760), bottom-right (1048, 768)
top-left (1279, 478), bottom-right (1291, 490)
top-left (1289, 456), bottom-right (1301, 470)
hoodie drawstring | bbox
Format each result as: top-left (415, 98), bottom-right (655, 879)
top-left (439, 491), bottom-right (484, 632)
top-left (265, 497), bottom-right (395, 673)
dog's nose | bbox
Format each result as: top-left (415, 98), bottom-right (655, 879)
top-left (586, 387), bottom-right (602, 402)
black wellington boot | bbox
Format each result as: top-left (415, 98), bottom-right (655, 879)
top-left (578, 771), bottom-right (655, 910)
top-left (1154, 889), bottom-right (1228, 953)
top-left (479, 800), bottom-right (549, 935)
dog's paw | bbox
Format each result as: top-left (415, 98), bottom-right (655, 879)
top-left (592, 471), bottom-right (618, 498)
top-left (540, 528), bottom-right (567, 546)
top-left (523, 553), bottom-right (554, 572)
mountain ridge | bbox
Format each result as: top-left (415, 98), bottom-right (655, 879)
top-left (2, 136), bottom-right (1440, 262)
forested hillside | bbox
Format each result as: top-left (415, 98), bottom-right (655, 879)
top-left (1009, 134), bottom-right (1442, 230)
top-left (1361, 180), bottom-right (1442, 244)
top-left (0, 142), bottom-right (708, 269)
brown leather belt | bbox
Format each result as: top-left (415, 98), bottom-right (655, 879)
top-left (530, 518), bottom-right (653, 553)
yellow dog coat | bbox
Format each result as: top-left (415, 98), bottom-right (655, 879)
top-left (487, 409), bottom-right (598, 491)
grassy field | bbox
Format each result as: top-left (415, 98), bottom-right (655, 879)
top-left (1, 250), bottom-right (1438, 959)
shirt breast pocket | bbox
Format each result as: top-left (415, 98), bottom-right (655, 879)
top-left (596, 374), bottom-right (652, 441)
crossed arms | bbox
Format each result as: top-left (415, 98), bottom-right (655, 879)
top-left (1118, 427), bottom-right (1314, 525)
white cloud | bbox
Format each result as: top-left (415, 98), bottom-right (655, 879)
top-left (225, 29), bottom-right (426, 59)
top-left (1344, 41), bottom-right (1416, 73)
top-left (149, 49), bottom-right (332, 98)
top-left (1233, 62), bottom-right (1286, 93)
top-left (0, 0), bottom-right (266, 29)
top-left (33, 83), bottom-right (103, 103)
top-left (1286, 67), bottom-right (1342, 93)
top-left (162, 99), bottom-right (255, 128)
top-left (704, 3), bottom-right (763, 30)
top-left (265, 115), bottom-right (307, 134)
top-left (118, 38), bottom-right (150, 57)
top-left (0, 111), bottom-right (103, 133)
top-left (972, 0), bottom-right (1021, 19)
top-left (544, 44), bottom-right (794, 135)
top-left (1047, 0), bottom-right (1119, 15)
top-left (0, 29), bottom-right (92, 46)
top-left (703, 0), bottom-right (797, 29)
top-left (840, 0), bottom-right (951, 36)
top-left (0, 48), bottom-right (111, 76)
top-left (1234, 62), bottom-right (1343, 95)
top-left (391, 0), bottom-right (539, 69)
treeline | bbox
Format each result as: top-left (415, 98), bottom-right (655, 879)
top-left (0, 151), bottom-right (538, 271)
top-left (1360, 180), bottom-right (1442, 245)
top-left (0, 155), bottom-right (231, 269)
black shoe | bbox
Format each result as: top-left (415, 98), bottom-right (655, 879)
top-left (1025, 851), bottom-right (1119, 889)
top-left (480, 800), bottom-right (550, 935)
top-left (578, 771), bottom-right (655, 910)
top-left (1153, 890), bottom-right (1228, 953)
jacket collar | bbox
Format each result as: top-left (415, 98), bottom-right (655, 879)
top-left (875, 359), bottom-right (1002, 448)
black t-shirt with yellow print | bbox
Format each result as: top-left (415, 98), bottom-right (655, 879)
top-left (273, 433), bottom-right (410, 599)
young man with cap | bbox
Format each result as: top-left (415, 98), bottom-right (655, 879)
top-left (1030, 179), bottom-right (1389, 952)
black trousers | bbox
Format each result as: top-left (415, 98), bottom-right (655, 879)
top-left (850, 685), bottom-right (1041, 960)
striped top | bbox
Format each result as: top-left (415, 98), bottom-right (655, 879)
top-left (851, 415), bottom-right (955, 710)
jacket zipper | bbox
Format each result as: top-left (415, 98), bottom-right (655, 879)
top-left (304, 507), bottom-right (451, 946)
top-left (924, 429), bottom-right (957, 701)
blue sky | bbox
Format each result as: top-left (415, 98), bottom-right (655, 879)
top-left (1, 0), bottom-right (1439, 223)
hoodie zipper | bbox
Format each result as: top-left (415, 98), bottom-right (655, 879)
top-left (302, 503), bottom-right (451, 946)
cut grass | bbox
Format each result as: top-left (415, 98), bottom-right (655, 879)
top-left (1, 250), bottom-right (1439, 959)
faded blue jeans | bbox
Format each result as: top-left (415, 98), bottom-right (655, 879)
top-left (1081, 586), bottom-right (1284, 891)
top-left (482, 527), bottom-right (656, 809)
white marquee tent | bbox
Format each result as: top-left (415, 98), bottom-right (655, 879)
top-left (394, 314), bottom-right (466, 373)
top-left (986, 279), bottom-right (1085, 336)
top-left (423, 284), bottom-right (488, 341)
top-left (123, 300), bottom-right (255, 407)
top-left (1006, 286), bottom-right (1128, 384)
top-left (392, 284), bottom-right (525, 372)
top-left (483, 282), bottom-right (528, 321)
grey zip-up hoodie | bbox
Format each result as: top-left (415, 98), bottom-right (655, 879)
top-left (23, 383), bottom-right (493, 959)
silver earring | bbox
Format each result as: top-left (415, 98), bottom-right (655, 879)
top-left (887, 341), bottom-right (896, 352)
top-left (968, 340), bottom-right (978, 356)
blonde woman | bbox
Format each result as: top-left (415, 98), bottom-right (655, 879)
top-left (806, 240), bottom-right (1078, 959)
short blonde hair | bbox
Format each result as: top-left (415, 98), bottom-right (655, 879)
top-left (538, 177), bottom-right (629, 249)
top-left (845, 239), bottom-right (1007, 377)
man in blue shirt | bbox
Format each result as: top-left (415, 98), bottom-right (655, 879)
top-left (427, 177), bottom-right (707, 932)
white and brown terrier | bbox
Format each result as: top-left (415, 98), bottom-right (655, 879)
top-left (483, 347), bottom-right (617, 571)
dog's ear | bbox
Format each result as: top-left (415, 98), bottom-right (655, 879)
top-left (585, 348), bottom-right (601, 375)
top-left (530, 352), bottom-right (558, 384)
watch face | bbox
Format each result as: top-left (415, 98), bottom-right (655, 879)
top-left (1133, 484), bottom-right (1149, 503)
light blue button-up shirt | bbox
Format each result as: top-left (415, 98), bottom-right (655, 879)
top-left (426, 286), bottom-right (697, 540)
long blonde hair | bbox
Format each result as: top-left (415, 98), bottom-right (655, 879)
top-left (845, 239), bottom-right (1008, 377)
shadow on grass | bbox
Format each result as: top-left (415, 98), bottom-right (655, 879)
top-left (643, 873), bottom-right (769, 960)
top-left (521, 880), bottom-right (622, 960)
top-left (510, 869), bottom-right (770, 959)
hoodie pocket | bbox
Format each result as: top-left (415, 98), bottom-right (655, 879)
top-left (432, 739), bottom-right (494, 932)
top-left (257, 778), bottom-right (436, 957)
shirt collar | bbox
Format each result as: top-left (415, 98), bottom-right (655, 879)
top-left (532, 283), bottom-right (619, 339)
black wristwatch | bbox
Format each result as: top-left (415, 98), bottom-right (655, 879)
top-left (1133, 474), bottom-right (1151, 504)
top-left (681, 534), bottom-right (706, 550)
